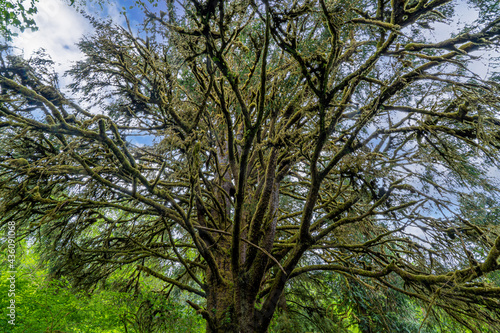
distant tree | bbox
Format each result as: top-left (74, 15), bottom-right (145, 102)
top-left (2, 0), bottom-right (500, 332)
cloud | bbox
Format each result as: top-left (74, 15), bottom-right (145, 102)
top-left (13, 0), bottom-right (93, 77)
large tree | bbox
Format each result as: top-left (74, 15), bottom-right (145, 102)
top-left (2, 0), bottom-right (500, 331)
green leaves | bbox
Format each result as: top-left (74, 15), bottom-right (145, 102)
top-left (0, 0), bottom-right (39, 40)
top-left (0, 254), bottom-right (205, 333)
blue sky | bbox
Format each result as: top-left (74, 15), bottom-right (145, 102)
top-left (12, 0), bottom-right (149, 74)
top-left (9, 0), bottom-right (498, 148)
top-left (11, 0), bottom-right (161, 146)
top-left (12, 0), bottom-right (492, 79)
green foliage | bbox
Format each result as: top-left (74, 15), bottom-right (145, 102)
top-left (267, 270), bottom-right (489, 333)
top-left (0, 247), bottom-right (204, 333)
top-left (0, 0), bottom-right (38, 41)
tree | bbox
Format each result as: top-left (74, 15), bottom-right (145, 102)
top-left (0, 0), bottom-right (38, 40)
top-left (1, 0), bottom-right (500, 331)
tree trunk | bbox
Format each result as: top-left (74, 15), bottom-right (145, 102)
top-left (205, 281), bottom-right (279, 333)
top-left (205, 282), bottom-right (236, 332)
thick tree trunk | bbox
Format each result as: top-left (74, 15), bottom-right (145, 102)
top-left (204, 248), bottom-right (282, 332)
top-left (206, 283), bottom-right (236, 332)
top-left (205, 283), bottom-right (279, 333)
top-left (202, 148), bottom-right (283, 332)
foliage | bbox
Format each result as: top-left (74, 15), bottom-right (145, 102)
top-left (0, 246), bottom-right (204, 332)
top-left (268, 270), bottom-right (477, 333)
top-left (1, 0), bottom-right (500, 332)
top-left (0, 0), bottom-right (38, 41)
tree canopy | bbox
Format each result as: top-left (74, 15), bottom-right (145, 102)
top-left (2, 0), bottom-right (500, 332)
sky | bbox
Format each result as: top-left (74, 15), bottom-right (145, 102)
top-left (10, 0), bottom-right (160, 77)
top-left (7, 0), bottom-right (499, 148)
top-left (10, 0), bottom-right (494, 83)
top-left (10, 0), bottom-right (155, 145)
top-left (13, 0), bottom-right (93, 73)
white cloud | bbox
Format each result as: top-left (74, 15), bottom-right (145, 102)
top-left (13, 0), bottom-right (93, 77)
